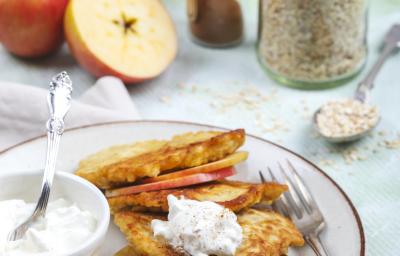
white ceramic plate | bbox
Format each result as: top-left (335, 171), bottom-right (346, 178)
top-left (0, 121), bottom-right (365, 256)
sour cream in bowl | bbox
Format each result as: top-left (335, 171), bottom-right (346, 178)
top-left (0, 171), bottom-right (110, 256)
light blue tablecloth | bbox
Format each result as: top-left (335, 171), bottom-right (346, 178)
top-left (0, 0), bottom-right (399, 255)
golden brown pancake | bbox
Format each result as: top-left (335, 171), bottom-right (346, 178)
top-left (113, 209), bottom-right (304, 256)
top-left (114, 246), bottom-right (142, 256)
top-left (76, 129), bottom-right (245, 189)
top-left (108, 180), bottom-right (288, 213)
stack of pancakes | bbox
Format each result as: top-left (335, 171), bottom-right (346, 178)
top-left (76, 129), bottom-right (304, 255)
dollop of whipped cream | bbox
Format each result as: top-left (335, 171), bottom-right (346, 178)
top-left (151, 195), bottom-right (242, 256)
top-left (0, 198), bottom-right (97, 256)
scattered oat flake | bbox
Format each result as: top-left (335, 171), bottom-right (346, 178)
top-left (378, 130), bottom-right (386, 136)
top-left (209, 102), bottom-right (218, 108)
top-left (159, 96), bottom-right (171, 103)
top-left (177, 83), bottom-right (185, 89)
top-left (384, 139), bottom-right (400, 149)
top-left (319, 159), bottom-right (336, 166)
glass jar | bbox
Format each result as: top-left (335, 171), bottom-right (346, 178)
top-left (187, 0), bottom-right (243, 48)
top-left (257, 0), bottom-right (368, 89)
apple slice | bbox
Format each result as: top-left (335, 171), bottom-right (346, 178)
top-left (105, 167), bottom-right (236, 198)
top-left (141, 151), bottom-right (248, 184)
top-left (64, 0), bottom-right (177, 83)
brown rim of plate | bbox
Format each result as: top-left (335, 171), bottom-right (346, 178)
top-left (0, 119), bottom-right (365, 255)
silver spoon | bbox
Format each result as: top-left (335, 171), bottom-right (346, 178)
top-left (313, 24), bottom-right (400, 143)
top-left (7, 71), bottom-right (72, 241)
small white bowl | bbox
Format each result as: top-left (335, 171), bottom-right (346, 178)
top-left (0, 171), bottom-right (110, 256)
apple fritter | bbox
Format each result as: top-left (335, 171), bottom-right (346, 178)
top-left (236, 208), bottom-right (304, 255)
top-left (108, 180), bottom-right (288, 213)
top-left (113, 209), bottom-right (304, 256)
top-left (114, 246), bottom-right (140, 256)
top-left (114, 212), bottom-right (180, 256)
top-left (76, 129), bottom-right (245, 189)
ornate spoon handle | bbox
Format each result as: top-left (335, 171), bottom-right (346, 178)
top-left (36, 71), bottom-right (73, 216)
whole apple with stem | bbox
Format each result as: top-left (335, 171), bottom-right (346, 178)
top-left (0, 0), bottom-right (68, 58)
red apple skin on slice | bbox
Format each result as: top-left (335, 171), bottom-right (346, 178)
top-left (106, 167), bottom-right (236, 198)
top-left (141, 152), bottom-right (248, 184)
top-left (141, 167), bottom-right (234, 184)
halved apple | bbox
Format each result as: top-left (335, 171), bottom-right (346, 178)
top-left (64, 0), bottom-right (177, 83)
top-left (141, 151), bottom-right (248, 183)
top-left (105, 167), bottom-right (236, 198)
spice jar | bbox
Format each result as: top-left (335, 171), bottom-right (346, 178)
top-left (257, 0), bottom-right (368, 89)
top-left (187, 0), bottom-right (243, 48)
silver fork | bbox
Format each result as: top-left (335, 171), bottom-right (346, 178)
top-left (259, 160), bottom-right (330, 256)
top-left (7, 71), bottom-right (72, 241)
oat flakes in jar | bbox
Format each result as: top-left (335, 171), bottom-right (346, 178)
top-left (257, 0), bottom-right (368, 89)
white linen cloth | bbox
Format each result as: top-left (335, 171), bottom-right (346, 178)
top-left (0, 76), bottom-right (140, 151)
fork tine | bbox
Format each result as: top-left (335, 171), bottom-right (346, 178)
top-left (266, 167), bottom-right (276, 181)
top-left (260, 170), bottom-right (289, 217)
top-left (283, 161), bottom-right (313, 214)
top-left (266, 168), bottom-right (294, 219)
top-left (278, 162), bottom-right (305, 219)
top-left (272, 200), bottom-right (290, 217)
top-left (258, 170), bottom-right (266, 183)
top-left (286, 160), bottom-right (319, 213)
top-left (278, 190), bottom-right (297, 220)
top-left (269, 201), bottom-right (279, 212)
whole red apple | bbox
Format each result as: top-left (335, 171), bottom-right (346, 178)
top-left (0, 0), bottom-right (68, 58)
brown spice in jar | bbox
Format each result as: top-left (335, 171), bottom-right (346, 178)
top-left (188, 0), bottom-right (243, 47)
